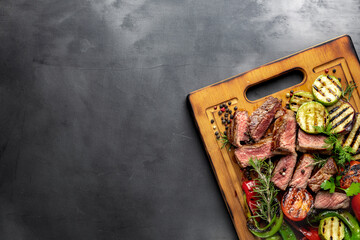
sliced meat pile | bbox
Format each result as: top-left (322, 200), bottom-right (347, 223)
top-left (297, 129), bottom-right (331, 154)
top-left (234, 136), bottom-right (273, 168)
top-left (272, 110), bottom-right (296, 155)
top-left (271, 154), bottom-right (297, 190)
top-left (308, 157), bottom-right (338, 193)
top-left (228, 111), bottom-right (249, 147)
top-left (249, 96), bottom-right (282, 142)
top-left (289, 154), bottom-right (314, 189)
top-left (314, 191), bottom-right (350, 209)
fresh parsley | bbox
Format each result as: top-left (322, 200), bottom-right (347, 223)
top-left (313, 124), bottom-right (353, 167)
top-left (321, 176), bottom-right (360, 197)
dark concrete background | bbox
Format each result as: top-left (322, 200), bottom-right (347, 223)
top-left (0, 0), bottom-right (360, 239)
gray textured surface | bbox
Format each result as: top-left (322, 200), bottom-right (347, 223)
top-left (0, 0), bottom-right (360, 239)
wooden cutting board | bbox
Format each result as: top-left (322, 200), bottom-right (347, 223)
top-left (187, 35), bottom-right (360, 240)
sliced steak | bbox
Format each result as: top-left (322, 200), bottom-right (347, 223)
top-left (271, 154), bottom-right (297, 190)
top-left (308, 157), bottom-right (338, 193)
top-left (274, 107), bottom-right (286, 119)
top-left (249, 97), bottom-right (282, 142)
top-left (272, 110), bottom-right (296, 155)
top-left (289, 154), bottom-right (315, 188)
top-left (297, 129), bottom-right (331, 154)
top-left (314, 191), bottom-right (350, 209)
top-left (228, 111), bottom-right (250, 147)
top-left (234, 136), bottom-right (273, 168)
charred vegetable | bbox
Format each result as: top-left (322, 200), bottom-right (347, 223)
top-left (310, 210), bottom-right (360, 240)
top-left (290, 91), bottom-right (314, 112)
top-left (318, 216), bottom-right (345, 240)
top-left (281, 187), bottom-right (313, 221)
top-left (339, 161), bottom-right (360, 189)
top-left (312, 75), bottom-right (342, 106)
top-left (327, 99), bottom-right (355, 134)
top-left (296, 101), bottom-right (328, 134)
top-left (341, 114), bottom-right (360, 154)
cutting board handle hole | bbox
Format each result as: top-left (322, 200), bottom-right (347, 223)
top-left (246, 69), bottom-right (304, 101)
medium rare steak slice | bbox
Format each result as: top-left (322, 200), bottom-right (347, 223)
top-left (289, 154), bottom-right (314, 188)
top-left (272, 110), bottom-right (296, 155)
top-left (297, 129), bottom-right (331, 154)
top-left (234, 136), bottom-right (273, 168)
top-left (271, 154), bottom-right (297, 190)
top-left (308, 157), bottom-right (338, 193)
top-left (228, 111), bottom-right (249, 147)
top-left (314, 191), bottom-right (350, 209)
top-left (249, 97), bottom-right (282, 142)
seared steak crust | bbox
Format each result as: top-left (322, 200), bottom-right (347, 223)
top-left (308, 158), bottom-right (338, 193)
top-left (314, 191), bottom-right (350, 209)
top-left (249, 97), bottom-right (282, 142)
top-left (289, 154), bottom-right (314, 188)
top-left (297, 129), bottom-right (331, 154)
top-left (228, 111), bottom-right (250, 147)
top-left (271, 154), bottom-right (297, 190)
top-left (234, 136), bottom-right (273, 168)
top-left (272, 110), bottom-right (296, 155)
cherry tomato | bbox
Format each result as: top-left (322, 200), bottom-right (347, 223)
top-left (352, 193), bottom-right (360, 222)
top-left (281, 187), bottom-right (313, 222)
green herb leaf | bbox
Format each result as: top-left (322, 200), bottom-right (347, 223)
top-left (341, 182), bottom-right (360, 197)
top-left (248, 158), bottom-right (279, 223)
top-left (342, 81), bottom-right (357, 101)
top-left (321, 177), bottom-right (336, 193)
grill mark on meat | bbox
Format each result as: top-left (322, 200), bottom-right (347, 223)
top-left (249, 97), bottom-right (282, 142)
top-left (330, 107), bottom-right (349, 122)
top-left (308, 158), bottom-right (338, 193)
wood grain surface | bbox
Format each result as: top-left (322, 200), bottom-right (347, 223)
top-left (187, 35), bottom-right (360, 240)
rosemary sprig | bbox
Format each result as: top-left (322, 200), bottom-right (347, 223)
top-left (218, 134), bottom-right (234, 150)
top-left (313, 124), bottom-right (353, 167)
top-left (309, 154), bottom-right (328, 168)
top-left (342, 81), bottom-right (357, 101)
top-left (249, 158), bottom-right (279, 223)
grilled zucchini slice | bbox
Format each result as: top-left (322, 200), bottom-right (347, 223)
top-left (318, 216), bottom-right (345, 240)
top-left (289, 91), bottom-right (314, 112)
top-left (327, 99), bottom-right (355, 134)
top-left (296, 101), bottom-right (328, 134)
top-left (312, 75), bottom-right (342, 106)
top-left (341, 113), bottom-right (360, 154)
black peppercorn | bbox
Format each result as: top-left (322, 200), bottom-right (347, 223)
top-left (301, 169), bottom-right (305, 174)
top-left (333, 69), bottom-right (336, 73)
top-left (228, 101), bottom-right (231, 105)
top-left (234, 106), bottom-right (238, 110)
top-left (215, 131), bottom-right (219, 135)
top-left (211, 119), bottom-right (214, 123)
top-left (230, 115), bottom-right (234, 119)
